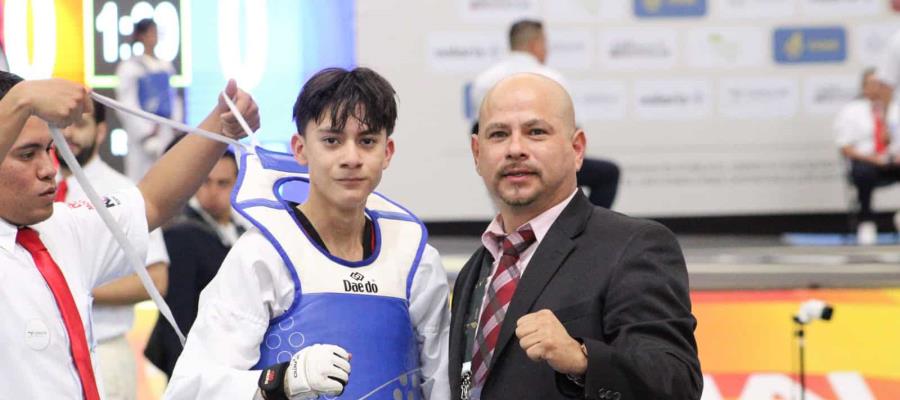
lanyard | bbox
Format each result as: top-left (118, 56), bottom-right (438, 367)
top-left (463, 256), bottom-right (494, 364)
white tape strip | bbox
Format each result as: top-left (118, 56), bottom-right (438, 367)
top-left (51, 90), bottom-right (259, 345)
top-left (221, 92), bottom-right (259, 148)
top-left (50, 125), bottom-right (186, 343)
top-left (90, 91), bottom-right (251, 154)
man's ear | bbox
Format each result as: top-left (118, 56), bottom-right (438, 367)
top-left (382, 137), bottom-right (395, 170)
top-left (96, 121), bottom-right (109, 148)
top-left (291, 134), bottom-right (308, 165)
top-left (471, 133), bottom-right (481, 175)
top-left (572, 129), bottom-right (586, 172)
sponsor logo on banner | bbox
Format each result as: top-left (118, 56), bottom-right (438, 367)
top-left (634, 0), bottom-right (707, 18)
top-left (715, 0), bottom-right (795, 19)
top-left (855, 23), bottom-right (900, 67)
top-left (773, 27), bottom-right (846, 64)
top-left (547, 29), bottom-right (593, 70)
top-left (569, 80), bottom-right (627, 121)
top-left (799, 0), bottom-right (880, 17)
top-left (803, 75), bottom-right (857, 115)
top-left (464, 83), bottom-right (477, 120)
top-left (542, 0), bottom-right (629, 21)
top-left (633, 79), bottom-right (712, 120)
top-left (718, 77), bottom-right (798, 119)
top-left (459, 0), bottom-right (539, 21)
top-left (426, 32), bottom-right (504, 73)
top-left (686, 27), bottom-right (767, 68)
top-left (598, 28), bottom-right (678, 69)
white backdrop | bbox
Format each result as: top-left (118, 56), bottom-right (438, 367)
top-left (357, 0), bottom-right (900, 220)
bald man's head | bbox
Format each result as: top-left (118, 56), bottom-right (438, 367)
top-left (478, 73), bottom-right (576, 136)
top-left (470, 73), bottom-right (586, 225)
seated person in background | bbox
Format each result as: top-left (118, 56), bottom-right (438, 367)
top-left (144, 150), bottom-right (245, 377)
top-left (834, 67), bottom-right (900, 244)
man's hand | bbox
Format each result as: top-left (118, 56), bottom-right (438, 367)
top-left (516, 309), bottom-right (588, 376)
top-left (216, 79), bottom-right (259, 139)
top-left (284, 344), bottom-right (351, 400)
top-left (14, 79), bottom-right (92, 127)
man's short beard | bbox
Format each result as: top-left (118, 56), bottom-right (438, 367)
top-left (501, 196), bottom-right (536, 207)
top-left (494, 171), bottom-right (542, 207)
top-left (498, 189), bottom-right (539, 207)
top-left (59, 143), bottom-right (96, 170)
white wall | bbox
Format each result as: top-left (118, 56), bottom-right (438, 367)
top-left (357, 0), bottom-right (900, 220)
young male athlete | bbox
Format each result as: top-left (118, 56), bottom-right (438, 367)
top-left (166, 67), bottom-right (450, 400)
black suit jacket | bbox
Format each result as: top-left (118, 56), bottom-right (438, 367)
top-left (449, 193), bottom-right (702, 399)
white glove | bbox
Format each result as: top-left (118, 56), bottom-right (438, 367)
top-left (284, 344), bottom-right (351, 400)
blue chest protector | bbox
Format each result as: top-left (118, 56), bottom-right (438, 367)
top-left (137, 63), bottom-right (173, 118)
top-left (232, 147), bottom-right (426, 400)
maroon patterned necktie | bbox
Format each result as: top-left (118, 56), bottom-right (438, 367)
top-left (469, 227), bottom-right (536, 397)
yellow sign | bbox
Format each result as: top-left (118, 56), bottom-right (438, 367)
top-left (2, 0), bottom-right (84, 82)
top-left (695, 289), bottom-right (900, 399)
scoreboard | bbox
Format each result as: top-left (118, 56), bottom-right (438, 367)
top-left (87, 0), bottom-right (189, 88)
top-left (1, 0), bottom-right (356, 146)
top-left (2, 0), bottom-right (84, 81)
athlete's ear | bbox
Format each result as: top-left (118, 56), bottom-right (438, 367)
top-left (292, 134), bottom-right (308, 165)
top-left (382, 137), bottom-right (394, 170)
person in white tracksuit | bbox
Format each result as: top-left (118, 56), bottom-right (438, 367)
top-left (115, 18), bottom-right (183, 182)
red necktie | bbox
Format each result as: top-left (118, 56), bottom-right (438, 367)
top-left (54, 179), bottom-right (68, 203)
top-left (17, 227), bottom-right (101, 400)
top-left (874, 107), bottom-right (887, 155)
top-left (470, 227), bottom-right (536, 395)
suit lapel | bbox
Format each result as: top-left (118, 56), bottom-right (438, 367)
top-left (488, 193), bottom-right (593, 371)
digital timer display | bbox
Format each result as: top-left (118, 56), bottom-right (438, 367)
top-left (85, 0), bottom-right (190, 88)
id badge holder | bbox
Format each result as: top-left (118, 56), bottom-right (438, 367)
top-left (461, 361), bottom-right (473, 400)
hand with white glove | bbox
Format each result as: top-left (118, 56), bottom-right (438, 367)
top-left (284, 344), bottom-right (351, 400)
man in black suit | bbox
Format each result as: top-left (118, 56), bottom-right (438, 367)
top-left (450, 73), bottom-right (701, 400)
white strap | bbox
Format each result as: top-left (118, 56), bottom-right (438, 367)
top-left (220, 92), bottom-right (258, 148)
top-left (50, 125), bottom-right (186, 343)
top-left (90, 91), bottom-right (251, 154)
top-left (48, 90), bottom-right (258, 345)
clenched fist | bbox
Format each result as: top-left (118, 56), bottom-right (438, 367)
top-left (516, 309), bottom-right (587, 376)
